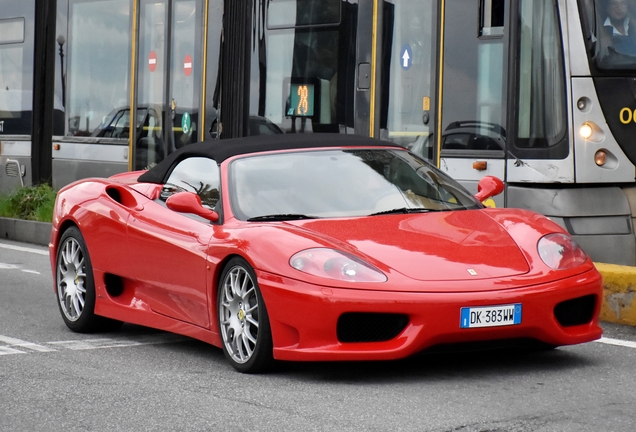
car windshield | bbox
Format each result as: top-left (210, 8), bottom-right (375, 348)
top-left (229, 149), bottom-right (482, 220)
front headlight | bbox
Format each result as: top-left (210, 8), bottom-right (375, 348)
top-left (290, 248), bottom-right (387, 282)
top-left (538, 233), bottom-right (588, 270)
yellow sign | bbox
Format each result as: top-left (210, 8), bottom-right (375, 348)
top-left (482, 198), bottom-right (497, 208)
top-left (423, 96), bottom-right (430, 111)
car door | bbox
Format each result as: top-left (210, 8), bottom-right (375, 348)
top-left (127, 156), bottom-right (220, 328)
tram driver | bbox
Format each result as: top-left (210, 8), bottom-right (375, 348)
top-left (602, 0), bottom-right (636, 56)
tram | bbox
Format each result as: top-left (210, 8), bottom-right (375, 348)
top-left (1, 0), bottom-right (636, 266)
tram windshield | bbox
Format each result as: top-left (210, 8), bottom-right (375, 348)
top-left (580, 0), bottom-right (636, 70)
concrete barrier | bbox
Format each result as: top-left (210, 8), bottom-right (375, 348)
top-left (0, 217), bottom-right (51, 247)
top-left (595, 263), bottom-right (636, 327)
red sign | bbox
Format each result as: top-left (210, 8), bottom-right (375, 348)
top-left (148, 51), bottom-right (157, 72)
top-left (184, 54), bottom-right (193, 77)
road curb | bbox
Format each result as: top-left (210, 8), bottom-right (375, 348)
top-left (595, 263), bottom-right (636, 327)
top-left (0, 217), bottom-right (51, 247)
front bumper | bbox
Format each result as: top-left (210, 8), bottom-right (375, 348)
top-left (257, 268), bottom-right (603, 361)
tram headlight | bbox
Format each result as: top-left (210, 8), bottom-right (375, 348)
top-left (579, 121), bottom-right (605, 143)
top-left (579, 123), bottom-right (593, 139)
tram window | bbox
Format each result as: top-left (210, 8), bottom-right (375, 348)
top-left (514, 0), bottom-right (567, 154)
top-left (480, 0), bottom-right (505, 37)
top-left (579, 0), bottom-right (597, 35)
top-left (252, 0), bottom-right (357, 134)
top-left (0, 3), bottom-right (35, 137)
top-left (440, 0), bottom-right (506, 154)
top-left (0, 18), bottom-right (25, 44)
top-left (65, 0), bottom-right (131, 138)
top-left (268, 0), bottom-right (340, 29)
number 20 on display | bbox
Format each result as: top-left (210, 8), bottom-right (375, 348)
top-left (297, 85), bottom-right (309, 116)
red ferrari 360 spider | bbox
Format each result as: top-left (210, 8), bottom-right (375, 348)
top-left (49, 134), bottom-right (603, 373)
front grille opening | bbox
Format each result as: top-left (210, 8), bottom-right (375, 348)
top-left (554, 295), bottom-right (596, 327)
top-left (337, 313), bottom-right (408, 343)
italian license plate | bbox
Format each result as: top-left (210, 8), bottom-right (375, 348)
top-left (460, 304), bottom-right (522, 329)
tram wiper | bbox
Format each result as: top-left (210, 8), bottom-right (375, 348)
top-left (247, 213), bottom-right (320, 222)
top-left (369, 207), bottom-right (434, 216)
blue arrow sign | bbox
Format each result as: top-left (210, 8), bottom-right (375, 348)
top-left (401, 44), bottom-right (412, 70)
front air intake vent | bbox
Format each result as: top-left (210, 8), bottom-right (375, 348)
top-left (104, 273), bottom-right (125, 297)
top-left (337, 313), bottom-right (408, 343)
top-left (554, 295), bottom-right (596, 327)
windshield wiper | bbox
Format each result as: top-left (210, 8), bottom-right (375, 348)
top-left (247, 213), bottom-right (319, 222)
top-left (369, 207), bottom-right (434, 216)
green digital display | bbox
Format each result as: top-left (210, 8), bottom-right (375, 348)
top-left (288, 83), bottom-right (315, 117)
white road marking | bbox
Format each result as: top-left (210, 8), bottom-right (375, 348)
top-left (47, 334), bottom-right (188, 350)
top-left (595, 337), bottom-right (636, 349)
top-left (0, 346), bottom-right (26, 356)
top-left (0, 333), bottom-right (188, 357)
top-left (21, 269), bottom-right (41, 274)
top-left (0, 261), bottom-right (43, 274)
top-left (0, 242), bottom-right (49, 256)
top-left (0, 335), bottom-right (57, 352)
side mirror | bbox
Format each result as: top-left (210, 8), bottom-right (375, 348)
top-left (474, 176), bottom-right (504, 202)
top-left (166, 192), bottom-right (219, 222)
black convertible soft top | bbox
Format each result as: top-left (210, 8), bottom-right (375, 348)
top-left (137, 133), bottom-right (403, 184)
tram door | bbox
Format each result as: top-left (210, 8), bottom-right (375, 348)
top-left (379, 0), bottom-right (437, 158)
top-left (135, 0), bottom-right (203, 170)
top-left (437, 0), bottom-right (508, 206)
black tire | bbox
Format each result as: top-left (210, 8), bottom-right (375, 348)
top-left (217, 257), bottom-right (274, 373)
top-left (55, 226), bottom-right (122, 333)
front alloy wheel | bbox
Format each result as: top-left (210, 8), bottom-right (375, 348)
top-left (57, 235), bottom-right (87, 322)
top-left (218, 257), bottom-right (273, 373)
top-left (56, 226), bottom-right (121, 332)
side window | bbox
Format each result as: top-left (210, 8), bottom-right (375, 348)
top-left (160, 157), bottom-right (220, 209)
top-left (514, 0), bottom-right (568, 156)
top-left (249, 0), bottom-right (357, 135)
top-left (0, 5), bottom-right (35, 137)
top-left (481, 0), bottom-right (505, 36)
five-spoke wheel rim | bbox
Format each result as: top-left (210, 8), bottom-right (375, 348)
top-left (57, 237), bottom-right (87, 322)
top-left (219, 266), bottom-right (260, 364)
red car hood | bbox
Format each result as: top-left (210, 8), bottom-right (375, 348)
top-left (289, 210), bottom-right (530, 281)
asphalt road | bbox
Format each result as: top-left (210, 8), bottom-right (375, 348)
top-left (1, 239), bottom-right (636, 432)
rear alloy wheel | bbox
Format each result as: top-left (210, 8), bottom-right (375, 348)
top-left (218, 257), bottom-right (273, 373)
top-left (56, 227), bottom-right (121, 332)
